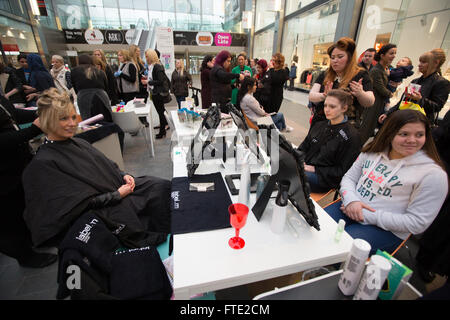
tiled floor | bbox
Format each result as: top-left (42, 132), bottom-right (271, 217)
top-left (1, 86), bottom-right (446, 300)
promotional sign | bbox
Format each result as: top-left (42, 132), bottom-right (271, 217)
top-left (155, 27), bottom-right (175, 76)
top-left (173, 31), bottom-right (247, 47)
top-left (63, 29), bottom-right (133, 45)
top-left (104, 30), bottom-right (124, 44)
top-left (195, 32), bottom-right (213, 46)
top-left (214, 33), bottom-right (232, 47)
top-left (84, 29), bottom-right (104, 45)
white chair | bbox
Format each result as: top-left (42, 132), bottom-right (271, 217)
top-left (112, 111), bottom-right (155, 157)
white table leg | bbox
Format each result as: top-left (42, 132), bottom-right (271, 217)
top-left (147, 115), bottom-right (155, 158)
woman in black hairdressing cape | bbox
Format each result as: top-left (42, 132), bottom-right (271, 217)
top-left (22, 88), bottom-right (171, 248)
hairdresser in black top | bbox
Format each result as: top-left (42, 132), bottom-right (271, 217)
top-left (309, 37), bottom-right (375, 130)
top-left (359, 44), bottom-right (397, 144)
top-left (298, 89), bottom-right (361, 193)
top-left (210, 50), bottom-right (244, 112)
top-left (0, 94), bottom-right (57, 268)
top-left (382, 48), bottom-right (450, 125)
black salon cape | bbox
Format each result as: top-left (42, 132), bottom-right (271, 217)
top-left (22, 137), bottom-right (171, 248)
top-left (57, 211), bottom-right (172, 300)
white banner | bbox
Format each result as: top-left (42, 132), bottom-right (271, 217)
top-left (155, 27), bottom-right (175, 76)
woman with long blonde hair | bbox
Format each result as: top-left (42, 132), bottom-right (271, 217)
top-left (171, 59), bottom-right (192, 109)
top-left (93, 49), bottom-right (119, 105)
top-left (309, 37), bottom-right (375, 130)
top-left (142, 49), bottom-right (170, 138)
top-left (114, 49), bottom-right (139, 103)
top-left (129, 45), bottom-right (148, 101)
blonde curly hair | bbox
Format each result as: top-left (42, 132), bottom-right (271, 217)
top-left (37, 88), bottom-right (76, 134)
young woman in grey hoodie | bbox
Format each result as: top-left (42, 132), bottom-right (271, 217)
top-left (325, 109), bottom-right (448, 254)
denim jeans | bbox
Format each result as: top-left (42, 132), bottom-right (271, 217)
top-left (304, 171), bottom-right (330, 193)
top-left (176, 95), bottom-right (185, 109)
top-left (270, 113), bottom-right (286, 130)
top-left (324, 200), bottom-right (403, 255)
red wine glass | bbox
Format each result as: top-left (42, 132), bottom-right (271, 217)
top-left (228, 203), bottom-right (249, 249)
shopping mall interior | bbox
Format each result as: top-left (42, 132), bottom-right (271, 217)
top-left (0, 0), bottom-right (449, 302)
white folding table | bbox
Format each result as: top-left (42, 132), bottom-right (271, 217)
top-left (171, 146), bottom-right (354, 300)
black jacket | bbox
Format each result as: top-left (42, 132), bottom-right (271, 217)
top-left (0, 95), bottom-right (40, 196)
top-left (210, 64), bottom-right (239, 107)
top-left (411, 72), bottom-right (450, 124)
top-left (171, 69), bottom-right (192, 97)
top-left (254, 71), bottom-right (272, 110)
top-left (1, 67), bottom-right (24, 103)
top-left (386, 72), bottom-right (450, 124)
top-left (298, 119), bottom-right (361, 189)
top-left (265, 68), bottom-right (289, 113)
top-left (147, 63), bottom-right (169, 96)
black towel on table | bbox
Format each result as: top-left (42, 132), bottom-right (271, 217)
top-left (171, 172), bottom-right (232, 234)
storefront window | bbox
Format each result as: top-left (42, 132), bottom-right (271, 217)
top-left (0, 0), bottom-right (28, 19)
top-left (357, 0), bottom-right (450, 79)
top-left (0, 17), bottom-right (38, 66)
top-left (281, 0), bottom-right (340, 90)
top-left (253, 27), bottom-right (275, 61)
top-left (255, 0), bottom-right (278, 31)
top-left (285, 0), bottom-right (316, 15)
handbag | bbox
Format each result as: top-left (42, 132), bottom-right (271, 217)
top-left (395, 88), bottom-right (426, 116)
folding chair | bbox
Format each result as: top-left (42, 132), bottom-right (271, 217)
top-left (112, 111), bottom-right (154, 157)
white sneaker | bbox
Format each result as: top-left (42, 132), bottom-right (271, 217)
top-left (285, 126), bottom-right (294, 132)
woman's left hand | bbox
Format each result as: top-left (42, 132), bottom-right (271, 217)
top-left (123, 175), bottom-right (135, 191)
top-left (349, 79), bottom-right (363, 97)
top-left (304, 164), bottom-right (315, 173)
top-left (408, 91), bottom-right (422, 102)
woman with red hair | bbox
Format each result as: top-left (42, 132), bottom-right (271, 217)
top-left (265, 53), bottom-right (289, 114)
top-left (254, 59), bottom-right (270, 108)
top-left (209, 50), bottom-right (244, 111)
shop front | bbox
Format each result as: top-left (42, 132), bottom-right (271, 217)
top-left (173, 30), bottom-right (248, 75)
top-left (0, 16), bottom-right (38, 67)
top-left (356, 0), bottom-right (450, 80)
top-left (281, 0), bottom-right (341, 91)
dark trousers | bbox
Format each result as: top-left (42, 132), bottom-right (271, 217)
top-left (289, 78), bottom-right (295, 90)
top-left (0, 184), bottom-right (35, 261)
top-left (152, 94), bottom-right (168, 131)
top-left (305, 171), bottom-right (330, 193)
top-left (176, 96), bottom-right (186, 109)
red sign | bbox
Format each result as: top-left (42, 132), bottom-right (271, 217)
top-left (3, 44), bottom-right (19, 51)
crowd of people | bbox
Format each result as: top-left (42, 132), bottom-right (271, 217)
top-left (0, 37), bottom-right (449, 299)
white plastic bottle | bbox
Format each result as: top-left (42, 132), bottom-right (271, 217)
top-left (353, 255), bottom-right (392, 300)
top-left (238, 161), bottom-right (250, 207)
top-left (338, 239), bottom-right (371, 296)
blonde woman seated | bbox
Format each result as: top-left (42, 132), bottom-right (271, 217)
top-left (22, 88), bottom-right (171, 248)
top-left (238, 76), bottom-right (293, 132)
